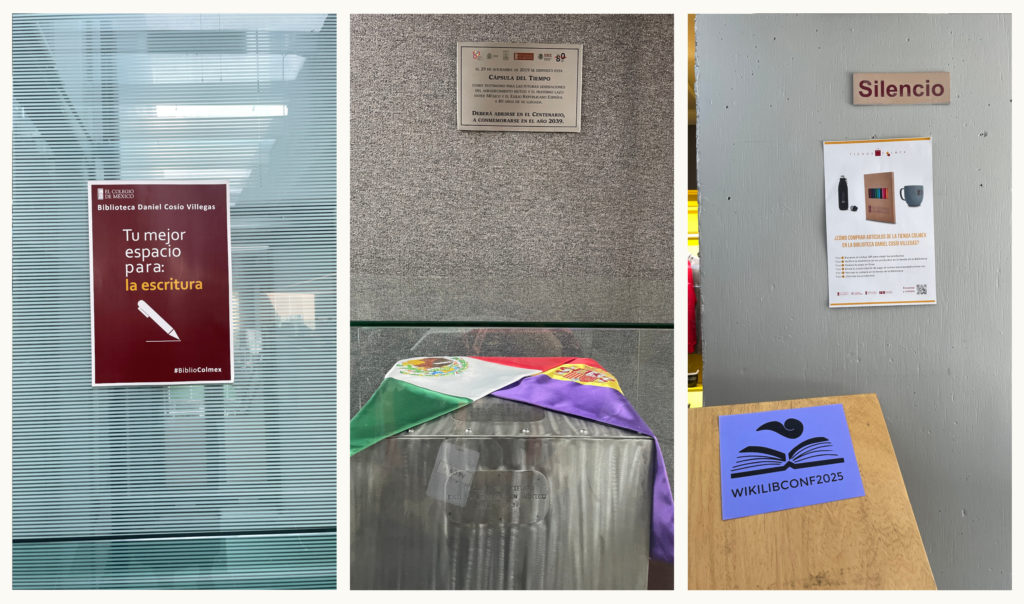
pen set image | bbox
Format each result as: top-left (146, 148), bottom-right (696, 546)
top-left (137, 299), bottom-right (181, 341)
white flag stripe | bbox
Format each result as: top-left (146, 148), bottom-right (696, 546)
top-left (386, 357), bottom-right (539, 400)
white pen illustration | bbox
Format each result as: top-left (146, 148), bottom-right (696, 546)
top-left (137, 299), bottom-right (181, 342)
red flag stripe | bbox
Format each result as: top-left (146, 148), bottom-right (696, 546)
top-left (469, 357), bottom-right (575, 372)
top-left (566, 357), bottom-right (605, 371)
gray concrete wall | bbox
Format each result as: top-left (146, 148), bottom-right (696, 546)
top-left (351, 14), bottom-right (673, 324)
top-left (696, 14), bottom-right (1010, 589)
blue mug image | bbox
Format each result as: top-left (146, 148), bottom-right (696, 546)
top-left (900, 185), bottom-right (925, 207)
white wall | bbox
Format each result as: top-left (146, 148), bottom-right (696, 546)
top-left (696, 14), bottom-right (1010, 589)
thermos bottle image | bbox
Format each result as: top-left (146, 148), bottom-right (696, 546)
top-left (838, 176), bottom-right (849, 211)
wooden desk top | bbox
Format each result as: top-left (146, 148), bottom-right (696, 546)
top-left (688, 393), bottom-right (935, 589)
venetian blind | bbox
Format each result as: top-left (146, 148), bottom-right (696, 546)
top-left (13, 13), bottom-right (336, 588)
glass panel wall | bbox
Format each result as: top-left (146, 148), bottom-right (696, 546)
top-left (13, 14), bottom-right (336, 589)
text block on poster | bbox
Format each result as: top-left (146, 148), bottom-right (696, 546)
top-left (89, 181), bottom-right (233, 386)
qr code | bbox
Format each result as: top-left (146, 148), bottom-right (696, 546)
top-left (916, 284), bottom-right (927, 295)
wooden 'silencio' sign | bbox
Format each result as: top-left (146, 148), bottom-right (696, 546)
top-left (853, 72), bottom-right (950, 105)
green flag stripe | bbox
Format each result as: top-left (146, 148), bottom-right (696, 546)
top-left (350, 377), bottom-right (472, 455)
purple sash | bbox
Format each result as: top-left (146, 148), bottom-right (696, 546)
top-left (492, 373), bottom-right (674, 564)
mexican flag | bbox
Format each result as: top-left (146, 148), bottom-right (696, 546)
top-left (349, 356), bottom-right (569, 455)
top-left (350, 356), bottom-right (674, 564)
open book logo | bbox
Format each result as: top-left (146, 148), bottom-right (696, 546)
top-left (729, 418), bottom-right (845, 478)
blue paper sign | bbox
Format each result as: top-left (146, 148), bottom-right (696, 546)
top-left (718, 403), bottom-right (865, 520)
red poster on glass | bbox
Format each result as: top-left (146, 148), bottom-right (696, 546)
top-left (89, 181), bottom-right (233, 385)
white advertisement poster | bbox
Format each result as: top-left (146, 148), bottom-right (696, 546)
top-left (822, 137), bottom-right (936, 308)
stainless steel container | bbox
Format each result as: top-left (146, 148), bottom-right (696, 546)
top-left (350, 396), bottom-right (653, 589)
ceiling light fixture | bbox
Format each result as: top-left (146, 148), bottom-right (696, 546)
top-left (155, 104), bottom-right (288, 118)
